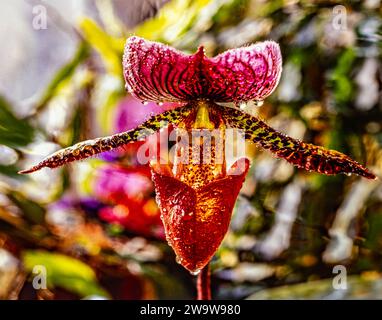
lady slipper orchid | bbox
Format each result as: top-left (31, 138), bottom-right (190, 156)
top-left (20, 37), bottom-right (376, 276)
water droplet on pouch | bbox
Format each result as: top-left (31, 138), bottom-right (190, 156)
top-left (182, 211), bottom-right (194, 221)
top-left (175, 256), bottom-right (183, 265)
top-left (190, 269), bottom-right (201, 276)
top-left (345, 172), bottom-right (352, 176)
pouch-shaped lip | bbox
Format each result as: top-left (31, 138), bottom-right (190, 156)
top-left (151, 158), bottom-right (250, 272)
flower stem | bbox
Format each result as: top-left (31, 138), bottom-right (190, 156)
top-left (197, 263), bottom-right (211, 300)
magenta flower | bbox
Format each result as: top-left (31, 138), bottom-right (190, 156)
top-left (95, 165), bottom-right (153, 203)
top-left (95, 165), bottom-right (164, 239)
top-left (114, 96), bottom-right (175, 133)
top-left (101, 97), bottom-right (176, 162)
top-left (20, 36), bottom-right (376, 278)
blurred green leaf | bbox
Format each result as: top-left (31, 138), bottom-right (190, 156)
top-left (211, 0), bottom-right (248, 27)
top-left (135, 0), bottom-right (212, 43)
top-left (35, 42), bottom-right (89, 113)
top-left (0, 96), bottom-right (35, 148)
top-left (7, 192), bottom-right (46, 224)
top-left (22, 250), bottom-right (110, 298)
top-left (0, 164), bottom-right (26, 179)
top-left (364, 210), bottom-right (382, 251)
top-left (329, 48), bottom-right (356, 106)
top-left (97, 88), bottom-right (124, 133)
top-left (142, 264), bottom-right (191, 299)
top-left (80, 18), bottom-right (124, 75)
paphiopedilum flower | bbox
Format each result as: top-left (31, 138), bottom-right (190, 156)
top-left (20, 36), bottom-right (376, 273)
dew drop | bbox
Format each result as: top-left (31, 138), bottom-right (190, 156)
top-left (190, 269), bottom-right (201, 276)
top-left (239, 102), bottom-right (247, 110)
top-left (158, 102), bottom-right (164, 106)
top-left (141, 101), bottom-right (149, 105)
top-left (175, 256), bottom-right (183, 265)
top-left (254, 100), bottom-right (264, 107)
top-left (125, 84), bottom-right (133, 92)
top-left (182, 211), bottom-right (194, 221)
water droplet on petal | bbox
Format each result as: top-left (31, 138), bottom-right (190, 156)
top-left (141, 101), bottom-right (149, 105)
top-left (158, 102), bottom-right (164, 106)
top-left (190, 269), bottom-right (201, 276)
top-left (125, 84), bottom-right (133, 92)
top-left (239, 102), bottom-right (247, 110)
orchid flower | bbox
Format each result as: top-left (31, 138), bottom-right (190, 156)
top-left (20, 37), bottom-right (376, 276)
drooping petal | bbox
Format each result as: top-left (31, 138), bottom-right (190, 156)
top-left (203, 41), bottom-right (282, 102)
top-left (151, 159), bottom-right (250, 273)
top-left (19, 105), bottom-right (193, 174)
top-left (123, 36), bottom-right (282, 103)
top-left (217, 104), bottom-right (376, 179)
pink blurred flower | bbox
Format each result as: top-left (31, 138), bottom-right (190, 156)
top-left (94, 165), bottom-right (164, 239)
top-left (100, 97), bottom-right (176, 163)
top-left (114, 96), bottom-right (176, 133)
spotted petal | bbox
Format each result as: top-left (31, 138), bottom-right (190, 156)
top-left (217, 104), bottom-right (376, 180)
top-left (123, 36), bottom-right (282, 103)
top-left (124, 36), bottom-right (205, 102)
top-left (202, 41), bottom-right (282, 102)
top-left (19, 106), bottom-right (193, 174)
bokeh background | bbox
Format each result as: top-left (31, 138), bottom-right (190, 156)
top-left (0, 0), bottom-right (382, 300)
